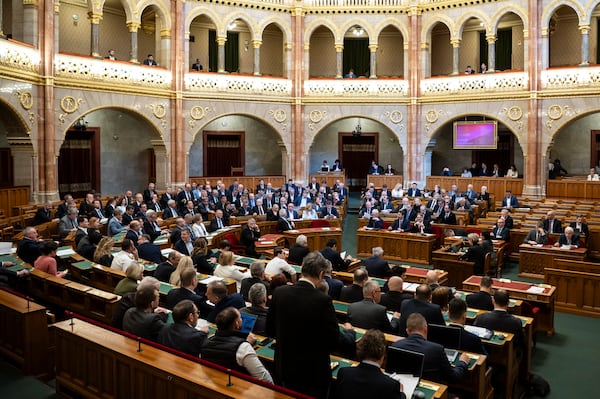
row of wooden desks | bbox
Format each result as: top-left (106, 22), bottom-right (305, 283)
top-left (518, 243), bottom-right (587, 280)
top-left (356, 227), bottom-right (437, 265)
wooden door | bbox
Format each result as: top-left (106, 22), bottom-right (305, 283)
top-left (472, 131), bottom-right (514, 173)
top-left (0, 148), bottom-right (13, 187)
top-left (339, 133), bottom-right (378, 190)
top-left (203, 131), bottom-right (244, 176)
top-left (590, 130), bottom-right (600, 168)
top-left (58, 128), bottom-right (100, 198)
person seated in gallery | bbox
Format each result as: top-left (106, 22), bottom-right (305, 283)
top-left (554, 226), bottom-right (580, 249)
top-left (384, 164), bottom-right (395, 175)
top-left (367, 210), bottom-right (384, 229)
top-left (569, 215), bottom-right (589, 239)
top-left (437, 205), bottom-right (457, 225)
top-left (587, 168), bottom-right (599, 181)
top-left (524, 221), bottom-right (548, 245)
top-left (411, 213), bottom-right (432, 234)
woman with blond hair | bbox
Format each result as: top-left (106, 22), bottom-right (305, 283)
top-left (169, 255), bottom-right (194, 286)
top-left (213, 250), bottom-right (250, 291)
top-left (114, 261), bottom-right (144, 295)
top-left (94, 236), bottom-right (115, 266)
top-left (191, 237), bottom-right (214, 275)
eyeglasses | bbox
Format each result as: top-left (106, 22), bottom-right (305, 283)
top-left (193, 310), bottom-right (200, 316)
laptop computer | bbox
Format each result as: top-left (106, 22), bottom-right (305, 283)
top-left (385, 346), bottom-right (425, 399)
top-left (0, 242), bottom-right (12, 255)
top-left (427, 323), bottom-right (462, 363)
top-left (320, 167), bottom-right (330, 172)
top-left (239, 313), bottom-right (257, 335)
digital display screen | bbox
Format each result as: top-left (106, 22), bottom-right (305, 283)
top-left (453, 121), bottom-right (497, 149)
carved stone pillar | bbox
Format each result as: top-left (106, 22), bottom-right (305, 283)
top-left (540, 29), bottom-right (549, 70)
top-left (369, 44), bottom-right (378, 79)
top-left (184, 33), bottom-right (190, 71)
top-left (523, 29), bottom-right (530, 73)
top-left (451, 38), bottom-right (460, 75)
top-left (403, 43), bottom-right (409, 78)
top-left (303, 43), bottom-right (310, 80)
top-left (217, 36), bottom-right (227, 73)
top-left (160, 29), bottom-right (170, 67)
top-left (335, 44), bottom-right (343, 79)
top-left (486, 34), bottom-right (496, 72)
top-left (88, 12), bottom-right (102, 58)
top-left (127, 22), bottom-right (140, 63)
top-left (252, 39), bottom-right (262, 76)
top-left (284, 42), bottom-right (292, 79)
top-left (421, 42), bottom-right (430, 78)
top-left (407, 5), bottom-right (423, 183)
top-left (152, 141), bottom-right (168, 190)
top-left (54, 1), bottom-right (60, 49)
top-left (579, 24), bottom-right (590, 66)
top-left (23, 0), bottom-right (39, 46)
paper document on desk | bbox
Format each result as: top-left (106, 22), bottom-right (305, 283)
top-left (198, 276), bottom-right (223, 285)
top-left (526, 286), bottom-right (545, 294)
top-left (0, 242), bottom-right (13, 255)
top-left (386, 373), bottom-right (419, 399)
top-left (161, 248), bottom-right (174, 256)
top-left (340, 251), bottom-right (347, 259)
top-left (403, 282), bottom-right (419, 292)
top-left (56, 248), bottom-right (75, 257)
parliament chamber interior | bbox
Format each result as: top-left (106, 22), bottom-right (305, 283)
top-left (2, 0), bottom-right (600, 398)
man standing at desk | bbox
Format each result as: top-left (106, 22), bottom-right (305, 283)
top-left (363, 247), bottom-right (391, 278)
top-left (320, 239), bottom-right (352, 271)
top-left (474, 290), bottom-right (525, 351)
top-left (267, 252), bottom-right (340, 399)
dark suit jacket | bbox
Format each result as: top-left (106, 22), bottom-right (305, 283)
top-left (348, 299), bottom-right (397, 333)
top-left (397, 299), bottom-right (444, 336)
top-left (208, 217), bottom-right (228, 233)
top-left (390, 217), bottom-right (411, 232)
top-left (277, 217), bottom-right (294, 233)
top-left (465, 291), bottom-right (494, 311)
top-left (475, 309), bottom-right (525, 349)
top-left (570, 222), bottom-right (589, 237)
top-left (137, 242), bottom-right (162, 264)
top-left (320, 247), bottom-right (350, 271)
top-left (449, 323), bottom-right (487, 355)
top-left (324, 275), bottom-right (343, 300)
top-left (367, 217), bottom-right (384, 229)
top-left (558, 233), bottom-right (580, 247)
top-left (524, 229), bottom-right (548, 244)
top-left (206, 294), bottom-right (246, 322)
top-left (174, 239), bottom-right (191, 256)
top-left (166, 287), bottom-right (205, 310)
top-left (17, 238), bottom-right (42, 265)
top-left (155, 261), bottom-right (175, 282)
top-left (391, 334), bottom-right (469, 383)
top-left (380, 291), bottom-right (413, 313)
top-left (363, 256), bottom-right (390, 278)
top-left (32, 208), bottom-right (52, 226)
top-left (125, 230), bottom-right (141, 247)
top-left (266, 280), bottom-right (339, 397)
top-left (438, 212), bottom-right (457, 225)
top-left (407, 188), bottom-right (421, 197)
top-left (240, 277), bottom-right (270, 302)
top-left (143, 220), bottom-right (163, 241)
top-left (492, 226), bottom-right (510, 241)
top-left (240, 226), bottom-right (260, 256)
top-left (320, 207), bottom-right (339, 218)
top-left (339, 284), bottom-right (363, 303)
top-left (160, 193), bottom-right (173, 209)
top-left (162, 207), bottom-right (178, 219)
top-left (158, 321), bottom-right (207, 357)
top-left (288, 244), bottom-right (309, 265)
top-left (334, 362), bottom-right (405, 399)
top-left (462, 244), bottom-right (486, 275)
top-left (501, 196), bottom-right (519, 208)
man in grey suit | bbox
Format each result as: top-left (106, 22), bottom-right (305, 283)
top-left (348, 280), bottom-right (400, 333)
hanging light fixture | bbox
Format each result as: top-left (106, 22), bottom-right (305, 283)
top-left (352, 118), bottom-right (362, 137)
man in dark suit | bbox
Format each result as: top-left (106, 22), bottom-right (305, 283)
top-left (460, 233), bottom-right (487, 275)
top-left (239, 218), bottom-right (261, 258)
top-left (380, 276), bottom-right (413, 312)
top-left (17, 226), bottom-right (43, 265)
top-left (266, 252), bottom-right (340, 399)
top-left (276, 208), bottom-right (295, 233)
top-left (543, 210), bottom-right (563, 234)
top-left (240, 262), bottom-right (270, 302)
top-left (396, 284), bottom-right (445, 336)
top-left (448, 298), bottom-right (487, 354)
top-left (339, 268), bottom-right (368, 303)
top-left (155, 251), bottom-right (181, 283)
top-left (208, 209), bottom-right (228, 233)
top-left (391, 313), bottom-right (470, 383)
top-left (56, 194), bottom-right (74, 219)
top-left (320, 238), bottom-right (352, 272)
top-left (570, 215), bottom-right (589, 239)
top-left (165, 268), bottom-right (205, 310)
top-left (176, 183), bottom-right (195, 213)
top-left (143, 182), bottom-right (157, 203)
top-left (288, 234), bottom-right (310, 265)
top-left (174, 229), bottom-right (193, 256)
top-left (162, 199), bottom-right (179, 219)
top-left (32, 202), bottom-right (54, 226)
top-left (555, 226), bottom-right (581, 248)
top-left (438, 204), bottom-right (457, 225)
top-left (474, 289), bottom-right (525, 350)
top-left (368, 160), bottom-right (384, 175)
top-left (125, 220), bottom-right (143, 247)
top-left (499, 208), bottom-right (515, 229)
top-left (205, 280), bottom-right (246, 322)
top-left (160, 188), bottom-right (174, 209)
top-left (466, 276), bottom-right (494, 311)
top-left (321, 201), bottom-right (339, 219)
top-left (407, 182), bottom-right (421, 197)
top-left (500, 190), bottom-right (519, 210)
top-left (158, 299), bottom-right (208, 357)
top-left (491, 217), bottom-right (510, 241)
top-left (334, 329), bottom-right (406, 399)
top-left (323, 263), bottom-right (343, 300)
top-left (524, 221), bottom-right (549, 245)
top-left (348, 281), bottom-right (399, 333)
top-left (137, 234), bottom-right (162, 264)
top-left (389, 212), bottom-right (410, 232)
top-left (363, 246), bottom-right (391, 278)
top-left (366, 210), bottom-right (384, 229)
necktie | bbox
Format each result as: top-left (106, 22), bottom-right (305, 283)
top-left (259, 207), bottom-right (264, 215)
top-left (498, 228), bottom-right (502, 236)
top-left (218, 219), bottom-right (223, 229)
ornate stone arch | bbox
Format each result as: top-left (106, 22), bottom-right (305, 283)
top-left (304, 19), bottom-right (338, 44)
top-left (372, 19), bottom-right (409, 43)
top-left (541, 0), bottom-right (585, 29)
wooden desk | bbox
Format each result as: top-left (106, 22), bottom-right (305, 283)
top-left (309, 172), bottom-right (346, 188)
top-left (333, 267), bottom-right (448, 287)
top-left (356, 228), bottom-right (437, 265)
top-left (518, 244), bottom-right (587, 280)
top-left (0, 289), bottom-right (49, 378)
top-left (462, 275), bottom-right (555, 336)
top-left (366, 174), bottom-right (403, 190)
top-left (256, 234), bottom-right (286, 255)
top-left (544, 258), bottom-right (600, 317)
top-left (283, 227), bottom-right (343, 252)
top-left (431, 249), bottom-right (475, 288)
top-left (51, 319), bottom-right (296, 399)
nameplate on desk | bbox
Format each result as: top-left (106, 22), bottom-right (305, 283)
top-left (259, 241), bottom-right (273, 245)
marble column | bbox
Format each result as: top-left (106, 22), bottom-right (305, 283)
top-left (290, 4), bottom-right (305, 181)
top-left (127, 22), bottom-right (140, 63)
top-left (23, 0), bottom-right (39, 46)
top-left (368, 44), bottom-right (377, 79)
top-left (486, 34), bottom-right (496, 73)
top-left (252, 39), bottom-right (262, 76)
top-left (160, 29), bottom-right (170, 67)
top-left (217, 36), bottom-right (226, 73)
top-left (54, 1), bottom-right (60, 49)
top-left (451, 38), bottom-right (460, 75)
top-left (523, 28), bottom-right (530, 73)
top-left (540, 30), bottom-right (549, 70)
top-left (420, 42), bottom-right (430, 78)
top-left (88, 12), bottom-right (102, 58)
top-left (284, 42), bottom-right (292, 79)
top-left (403, 43), bottom-right (409, 78)
top-left (335, 44), bottom-right (343, 79)
top-left (579, 24), bottom-right (590, 66)
top-left (303, 43), bottom-right (310, 80)
top-left (407, 5), bottom-right (423, 183)
top-left (184, 34), bottom-right (190, 71)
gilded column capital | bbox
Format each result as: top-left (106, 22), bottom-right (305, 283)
top-left (22, 0), bottom-right (38, 7)
top-left (579, 24), bottom-right (591, 35)
top-left (486, 34), bottom-right (496, 44)
top-left (304, 43), bottom-right (310, 51)
top-left (160, 29), bottom-right (170, 38)
top-left (87, 12), bottom-right (103, 24)
top-left (284, 42), bottom-right (292, 51)
top-left (217, 36), bottom-right (227, 46)
top-left (368, 44), bottom-right (378, 52)
top-left (335, 44), bottom-right (344, 53)
top-left (127, 22), bottom-right (141, 32)
top-left (54, 1), bottom-right (60, 13)
top-left (450, 38), bottom-right (460, 48)
top-left (252, 40), bottom-right (262, 49)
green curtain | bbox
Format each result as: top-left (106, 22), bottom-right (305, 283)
top-left (226, 32), bottom-right (239, 73)
top-left (343, 38), bottom-right (369, 77)
top-left (209, 30), bottom-right (217, 72)
top-left (480, 29), bottom-right (512, 71)
top-left (208, 31), bottom-right (239, 72)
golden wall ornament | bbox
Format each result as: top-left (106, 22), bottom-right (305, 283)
top-left (16, 91), bottom-right (33, 110)
top-left (60, 96), bottom-right (82, 113)
top-left (270, 109), bottom-right (287, 123)
top-left (545, 105), bottom-right (575, 130)
top-left (501, 106), bottom-right (524, 131)
top-left (387, 110), bottom-right (403, 124)
top-left (149, 103), bottom-right (167, 119)
top-left (190, 105), bottom-right (209, 121)
top-left (424, 109), bottom-right (444, 132)
top-left (309, 109), bottom-right (324, 123)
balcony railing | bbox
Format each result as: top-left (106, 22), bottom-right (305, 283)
top-left (420, 72), bottom-right (529, 96)
top-left (55, 54), bottom-right (172, 89)
top-left (0, 39), bottom-right (40, 74)
top-left (304, 78), bottom-right (409, 97)
top-left (185, 73), bottom-right (292, 96)
top-left (542, 66), bottom-right (600, 90)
